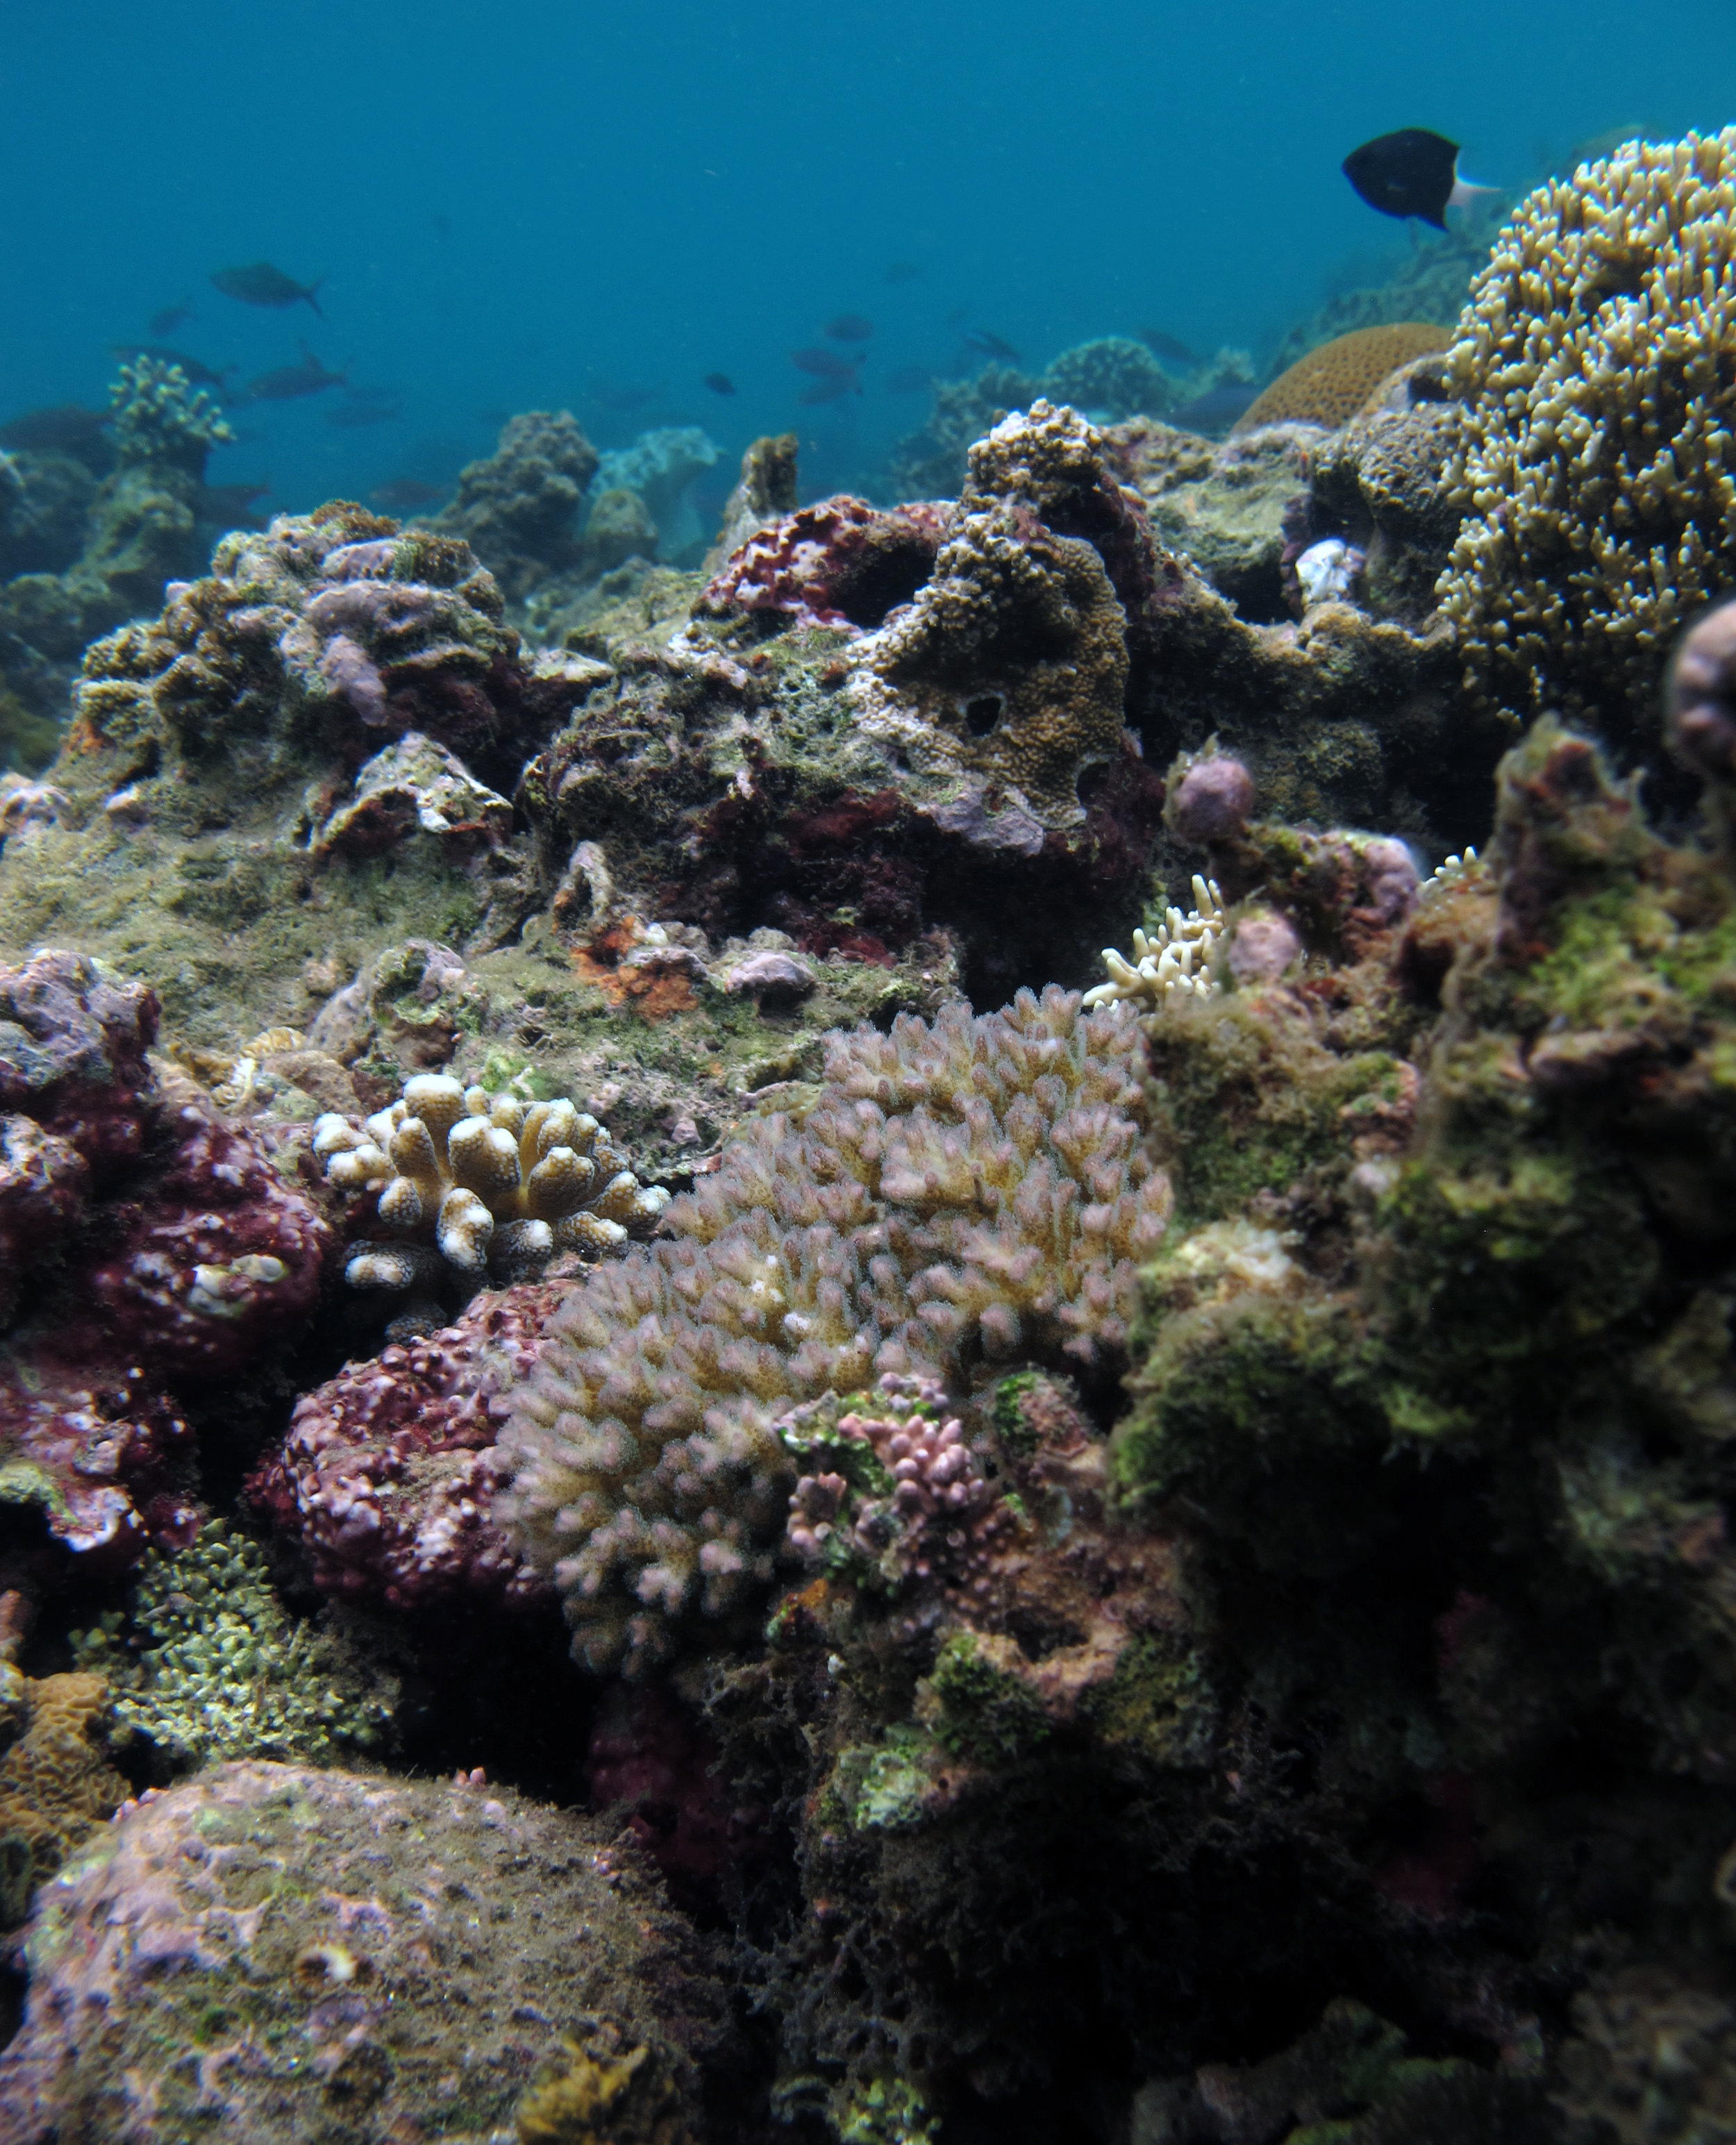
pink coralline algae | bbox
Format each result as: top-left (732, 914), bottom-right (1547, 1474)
top-left (0, 950), bottom-right (331, 1569)
top-left (0, 947), bottom-right (158, 1180)
top-left (85, 1105), bottom-right (331, 1381)
top-left (696, 496), bottom-right (948, 633)
top-left (1169, 753), bottom-right (1256, 849)
top-left (247, 1283), bottom-right (561, 1611)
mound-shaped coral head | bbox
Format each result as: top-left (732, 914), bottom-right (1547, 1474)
top-left (315, 1075), bottom-right (669, 1296)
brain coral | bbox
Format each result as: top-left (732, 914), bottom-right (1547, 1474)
top-left (315, 1074), bottom-right (669, 1294)
top-left (0, 1760), bottom-right (723, 2144)
top-left (501, 985), bottom-right (1169, 1672)
top-left (1231, 324), bottom-right (1450, 435)
top-left (850, 401), bottom-right (1158, 826)
top-left (1435, 129), bottom-right (1736, 739)
top-left (0, 1667), bottom-right (128, 1927)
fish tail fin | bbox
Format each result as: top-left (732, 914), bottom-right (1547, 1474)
top-left (1449, 176), bottom-right (1497, 210)
top-left (305, 279), bottom-right (326, 319)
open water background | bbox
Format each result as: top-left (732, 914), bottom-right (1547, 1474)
top-left (3, 0), bottom-right (1734, 514)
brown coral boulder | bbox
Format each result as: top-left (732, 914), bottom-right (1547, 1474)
top-left (0, 1760), bottom-right (731, 2144)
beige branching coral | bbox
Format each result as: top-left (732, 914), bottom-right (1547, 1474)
top-left (1083, 876), bottom-right (1226, 1010)
top-left (1437, 129), bottom-right (1736, 732)
top-left (501, 987), bottom-right (1171, 1672)
top-left (313, 1075), bottom-right (669, 1292)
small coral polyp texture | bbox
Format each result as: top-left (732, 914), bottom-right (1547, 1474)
top-left (501, 986), bottom-right (1169, 1674)
top-left (315, 1074), bottom-right (669, 1292)
top-left (1437, 128), bottom-right (1736, 733)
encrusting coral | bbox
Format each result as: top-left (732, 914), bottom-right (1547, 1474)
top-left (247, 1282), bottom-right (563, 1611)
top-left (1437, 128), bottom-right (1736, 743)
top-left (314, 1072), bottom-right (670, 1294)
top-left (501, 986), bottom-right (1169, 1672)
top-left (0, 949), bottom-right (328, 1564)
top-left (0, 1655), bottom-right (128, 1929)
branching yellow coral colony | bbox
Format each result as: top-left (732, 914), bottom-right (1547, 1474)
top-left (1437, 128), bottom-right (1736, 725)
top-left (1083, 876), bottom-right (1226, 1012)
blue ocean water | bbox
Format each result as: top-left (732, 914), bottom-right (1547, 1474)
top-left (4, 0), bottom-right (1733, 519)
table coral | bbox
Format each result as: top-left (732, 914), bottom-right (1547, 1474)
top-left (1230, 323), bottom-right (1450, 434)
top-left (0, 1760), bottom-right (726, 2144)
top-left (247, 1283), bottom-right (562, 1610)
top-left (501, 985), bottom-right (1170, 1672)
top-left (314, 1072), bottom-right (669, 1294)
top-left (1437, 128), bottom-right (1736, 743)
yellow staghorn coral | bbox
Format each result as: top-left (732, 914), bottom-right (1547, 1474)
top-left (501, 987), bottom-right (1171, 1674)
top-left (1231, 324), bottom-right (1451, 435)
top-left (1436, 129), bottom-right (1736, 735)
top-left (314, 1074), bottom-right (669, 1292)
top-left (1083, 876), bottom-right (1226, 1010)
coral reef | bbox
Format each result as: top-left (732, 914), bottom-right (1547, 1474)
top-left (1232, 322), bottom-right (1451, 433)
top-left (72, 1520), bottom-right (397, 1767)
top-left (596, 428), bottom-right (721, 562)
top-left (501, 985), bottom-right (1169, 1671)
top-left (1040, 337), bottom-right (1174, 423)
top-left (314, 1069), bottom-right (669, 1295)
top-left (708, 431), bottom-right (799, 566)
top-left (435, 409), bottom-right (600, 601)
top-left (247, 1282), bottom-right (562, 1610)
top-left (1437, 128), bottom-right (1736, 751)
top-left (696, 496), bottom-right (946, 634)
top-left (0, 1760), bottom-right (730, 2142)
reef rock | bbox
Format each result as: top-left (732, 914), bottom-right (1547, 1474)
top-left (0, 1760), bottom-right (730, 2143)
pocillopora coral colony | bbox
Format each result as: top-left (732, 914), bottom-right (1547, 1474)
top-left (314, 1073), bottom-right (670, 1291)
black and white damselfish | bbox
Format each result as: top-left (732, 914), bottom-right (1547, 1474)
top-left (1342, 129), bottom-right (1492, 230)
